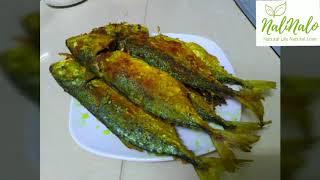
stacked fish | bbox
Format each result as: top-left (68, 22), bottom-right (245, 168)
top-left (50, 23), bottom-right (276, 180)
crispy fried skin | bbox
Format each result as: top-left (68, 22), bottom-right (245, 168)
top-left (119, 34), bottom-right (273, 123)
top-left (185, 42), bottom-right (276, 93)
top-left (50, 58), bottom-right (198, 162)
top-left (68, 50), bottom-right (259, 171)
top-left (50, 58), bottom-right (248, 180)
top-left (91, 22), bottom-right (149, 39)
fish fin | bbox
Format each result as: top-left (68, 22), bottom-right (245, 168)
top-left (186, 88), bottom-right (270, 133)
top-left (243, 80), bottom-right (276, 94)
top-left (120, 139), bottom-right (144, 152)
top-left (221, 77), bottom-right (276, 95)
top-left (225, 120), bottom-right (272, 133)
top-left (210, 137), bottom-right (238, 171)
top-left (194, 157), bottom-right (224, 180)
top-left (219, 130), bottom-right (260, 152)
top-left (209, 130), bottom-right (259, 171)
top-left (234, 92), bottom-right (265, 125)
top-left (194, 157), bottom-right (251, 180)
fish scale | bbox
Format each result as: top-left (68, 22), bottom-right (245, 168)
top-left (66, 45), bottom-right (259, 170)
top-left (118, 34), bottom-right (275, 123)
top-left (50, 58), bottom-right (196, 161)
top-left (50, 58), bottom-right (244, 180)
top-left (63, 23), bottom-right (273, 178)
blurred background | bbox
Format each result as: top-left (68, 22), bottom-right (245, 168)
top-left (282, 47), bottom-right (320, 179)
top-left (235, 0), bottom-right (320, 179)
top-left (0, 0), bottom-right (39, 179)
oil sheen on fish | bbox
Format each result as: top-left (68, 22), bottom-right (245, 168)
top-left (187, 88), bottom-right (271, 134)
top-left (118, 34), bottom-right (270, 123)
top-left (66, 32), bottom-right (263, 133)
top-left (90, 22), bottom-right (149, 40)
top-left (50, 57), bottom-right (245, 180)
top-left (66, 39), bottom-right (259, 170)
top-left (66, 33), bottom-right (115, 67)
top-left (185, 42), bottom-right (276, 94)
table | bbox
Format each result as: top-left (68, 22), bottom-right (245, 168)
top-left (40, 0), bottom-right (280, 179)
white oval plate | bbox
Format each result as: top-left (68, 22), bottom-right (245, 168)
top-left (69, 33), bottom-right (241, 162)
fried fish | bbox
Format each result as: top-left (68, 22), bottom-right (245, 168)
top-left (50, 57), bottom-right (246, 180)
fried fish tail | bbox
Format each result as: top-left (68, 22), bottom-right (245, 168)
top-left (216, 75), bottom-right (276, 95)
top-left (222, 130), bottom-right (260, 152)
top-left (185, 41), bottom-right (276, 94)
top-left (208, 129), bottom-right (259, 171)
top-left (187, 87), bottom-right (270, 133)
top-left (222, 120), bottom-right (271, 133)
top-left (242, 80), bottom-right (277, 94)
top-left (67, 34), bottom-right (257, 170)
top-left (234, 90), bottom-right (265, 124)
top-left (50, 57), bottom-right (246, 180)
top-left (194, 157), bottom-right (225, 180)
top-left (206, 114), bottom-right (265, 134)
top-left (195, 157), bottom-right (251, 180)
top-left (206, 126), bottom-right (259, 171)
top-left (198, 88), bottom-right (266, 124)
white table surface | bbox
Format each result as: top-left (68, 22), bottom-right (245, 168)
top-left (40, 0), bottom-right (280, 179)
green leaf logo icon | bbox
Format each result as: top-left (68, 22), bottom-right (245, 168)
top-left (265, 4), bottom-right (275, 17)
top-left (275, 2), bottom-right (287, 16)
top-left (265, 2), bottom-right (287, 17)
